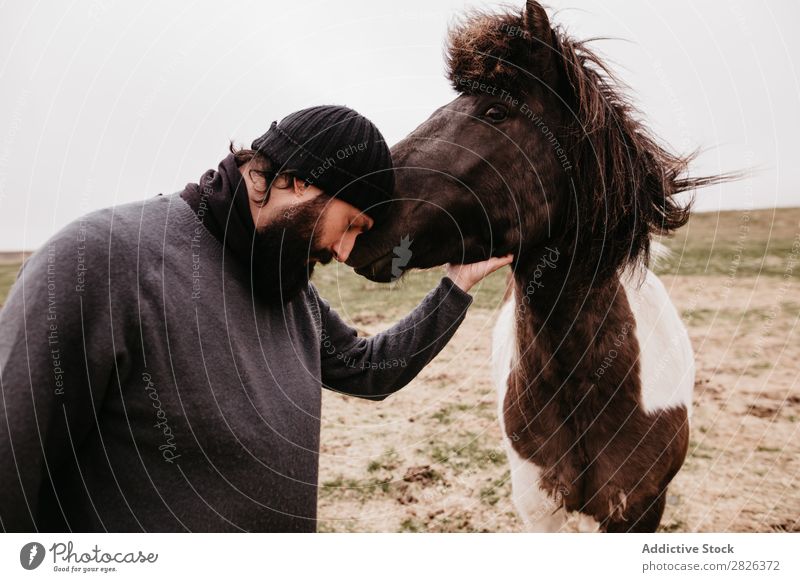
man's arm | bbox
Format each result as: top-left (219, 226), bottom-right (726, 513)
top-left (316, 276), bottom-right (473, 401)
top-left (0, 219), bottom-right (117, 531)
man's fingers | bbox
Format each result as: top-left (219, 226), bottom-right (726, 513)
top-left (445, 254), bottom-right (514, 292)
top-left (482, 254), bottom-right (514, 274)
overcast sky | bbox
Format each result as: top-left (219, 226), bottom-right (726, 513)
top-left (1, 0), bottom-right (798, 250)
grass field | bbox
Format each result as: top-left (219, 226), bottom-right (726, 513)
top-left (0, 265), bottom-right (20, 306)
top-left (311, 207), bottom-right (800, 532)
top-left (1, 208), bottom-right (798, 532)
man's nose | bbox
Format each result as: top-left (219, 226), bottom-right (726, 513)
top-left (333, 233), bottom-right (356, 263)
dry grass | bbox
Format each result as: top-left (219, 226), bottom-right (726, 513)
top-left (313, 207), bottom-right (800, 532)
top-left (1, 208), bottom-right (798, 532)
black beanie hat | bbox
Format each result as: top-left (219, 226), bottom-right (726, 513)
top-left (251, 105), bottom-right (394, 223)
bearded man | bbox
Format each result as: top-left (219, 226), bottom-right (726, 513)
top-left (0, 105), bottom-right (511, 532)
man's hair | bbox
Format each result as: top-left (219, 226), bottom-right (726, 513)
top-left (228, 141), bottom-right (299, 206)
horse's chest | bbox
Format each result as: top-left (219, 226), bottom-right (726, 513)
top-left (490, 270), bottom-right (694, 529)
top-left (492, 302), bottom-right (585, 501)
top-left (490, 295), bottom-right (641, 509)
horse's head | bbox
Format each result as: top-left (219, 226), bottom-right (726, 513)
top-left (350, 0), bottom-right (721, 283)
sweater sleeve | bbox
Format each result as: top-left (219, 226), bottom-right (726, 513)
top-left (316, 277), bottom-right (473, 401)
top-left (0, 217), bottom-right (120, 531)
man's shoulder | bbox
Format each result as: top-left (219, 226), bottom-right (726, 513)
top-left (81, 193), bottom-right (181, 234)
top-left (47, 193), bottom-right (185, 248)
top-left (22, 193), bottom-right (185, 276)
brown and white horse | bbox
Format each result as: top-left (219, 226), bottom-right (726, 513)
top-left (490, 248), bottom-right (694, 531)
top-left (349, 1), bottom-right (729, 531)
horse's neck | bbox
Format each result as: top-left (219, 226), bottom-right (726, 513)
top-left (511, 256), bottom-right (638, 390)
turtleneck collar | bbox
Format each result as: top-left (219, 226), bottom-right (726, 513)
top-left (180, 153), bottom-right (256, 266)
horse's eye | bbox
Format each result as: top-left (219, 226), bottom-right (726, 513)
top-left (483, 104), bottom-right (508, 122)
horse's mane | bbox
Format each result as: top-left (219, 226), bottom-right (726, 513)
top-left (445, 4), bottom-right (733, 281)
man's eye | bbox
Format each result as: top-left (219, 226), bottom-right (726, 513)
top-left (349, 218), bottom-right (371, 233)
top-left (483, 104), bottom-right (508, 122)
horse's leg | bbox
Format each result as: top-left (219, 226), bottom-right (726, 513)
top-left (504, 441), bottom-right (568, 532)
top-left (605, 488), bottom-right (667, 533)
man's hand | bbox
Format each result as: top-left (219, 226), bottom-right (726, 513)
top-left (446, 254), bottom-right (514, 293)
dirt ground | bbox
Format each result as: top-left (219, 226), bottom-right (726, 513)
top-left (317, 273), bottom-right (800, 532)
top-left (2, 210), bottom-right (797, 532)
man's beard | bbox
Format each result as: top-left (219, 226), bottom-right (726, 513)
top-left (248, 195), bottom-right (333, 305)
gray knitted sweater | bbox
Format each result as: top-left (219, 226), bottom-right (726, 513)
top-left (0, 193), bottom-right (472, 532)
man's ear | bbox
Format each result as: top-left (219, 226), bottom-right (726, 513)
top-left (292, 177), bottom-right (310, 198)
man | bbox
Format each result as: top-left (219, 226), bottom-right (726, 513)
top-left (0, 105), bottom-right (512, 532)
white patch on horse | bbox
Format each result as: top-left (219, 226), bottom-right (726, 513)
top-left (490, 298), bottom-right (517, 406)
top-left (621, 266), bottom-right (694, 418)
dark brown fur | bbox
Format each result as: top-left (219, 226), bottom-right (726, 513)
top-left (443, 1), bottom-right (717, 531)
top-left (504, 266), bottom-right (689, 531)
top-left (349, 1), bottom-right (733, 531)
top-left (446, 3), bottom-right (734, 283)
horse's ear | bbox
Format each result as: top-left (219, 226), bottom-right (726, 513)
top-left (523, 1), bottom-right (552, 49)
top-left (522, 1), bottom-right (560, 89)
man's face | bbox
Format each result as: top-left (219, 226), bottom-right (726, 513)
top-left (309, 192), bottom-right (374, 265)
top-left (248, 178), bottom-right (373, 305)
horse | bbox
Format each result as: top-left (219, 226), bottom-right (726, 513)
top-left (348, 0), bottom-right (729, 531)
